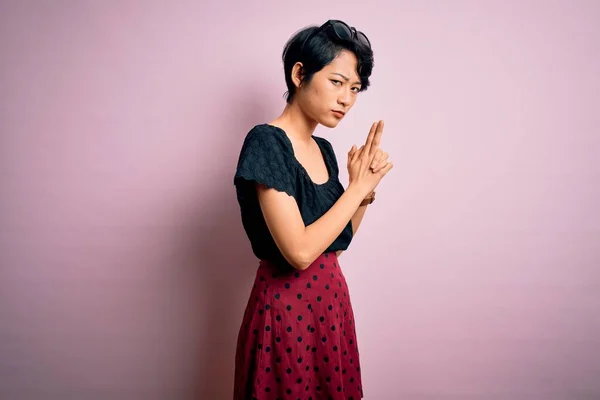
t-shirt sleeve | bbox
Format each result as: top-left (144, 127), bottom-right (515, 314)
top-left (234, 127), bottom-right (298, 197)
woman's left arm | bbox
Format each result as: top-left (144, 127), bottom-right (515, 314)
top-left (336, 145), bottom-right (389, 258)
top-left (350, 202), bottom-right (369, 235)
top-left (335, 195), bottom-right (370, 257)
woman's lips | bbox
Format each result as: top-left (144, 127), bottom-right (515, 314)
top-left (332, 110), bottom-right (345, 118)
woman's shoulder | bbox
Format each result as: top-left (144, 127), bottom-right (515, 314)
top-left (241, 123), bottom-right (291, 150)
top-left (234, 123), bottom-right (299, 195)
top-left (245, 123), bottom-right (285, 137)
top-left (236, 123), bottom-right (296, 171)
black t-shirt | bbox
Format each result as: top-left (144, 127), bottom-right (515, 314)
top-left (233, 124), bottom-right (353, 268)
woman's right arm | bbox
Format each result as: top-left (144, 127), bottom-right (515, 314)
top-left (257, 182), bottom-right (367, 270)
top-left (257, 185), bottom-right (366, 270)
top-left (258, 120), bottom-right (392, 270)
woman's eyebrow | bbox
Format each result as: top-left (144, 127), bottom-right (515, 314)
top-left (331, 72), bottom-right (361, 85)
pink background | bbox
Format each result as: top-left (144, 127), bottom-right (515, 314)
top-left (1, 1), bottom-right (599, 399)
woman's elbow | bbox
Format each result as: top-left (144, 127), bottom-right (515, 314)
top-left (293, 250), bottom-right (316, 271)
top-left (276, 232), bottom-right (313, 270)
top-left (284, 249), bottom-right (312, 271)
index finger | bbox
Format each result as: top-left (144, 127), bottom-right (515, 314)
top-left (371, 120), bottom-right (384, 150)
top-left (363, 121), bottom-right (379, 156)
top-left (365, 120), bottom-right (384, 157)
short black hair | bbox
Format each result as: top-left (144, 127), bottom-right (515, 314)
top-left (281, 22), bottom-right (374, 104)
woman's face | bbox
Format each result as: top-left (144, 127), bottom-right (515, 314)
top-left (294, 50), bottom-right (362, 128)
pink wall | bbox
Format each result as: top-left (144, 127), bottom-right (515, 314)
top-left (1, 1), bottom-right (599, 398)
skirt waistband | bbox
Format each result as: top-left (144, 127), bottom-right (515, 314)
top-left (259, 251), bottom-right (338, 269)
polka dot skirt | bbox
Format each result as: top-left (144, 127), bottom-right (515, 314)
top-left (233, 252), bottom-right (364, 399)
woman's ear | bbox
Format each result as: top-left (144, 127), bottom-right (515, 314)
top-left (291, 62), bottom-right (305, 88)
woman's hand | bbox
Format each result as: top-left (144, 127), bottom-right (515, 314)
top-left (346, 120), bottom-right (393, 197)
top-left (369, 148), bottom-right (390, 173)
top-left (348, 147), bottom-right (388, 198)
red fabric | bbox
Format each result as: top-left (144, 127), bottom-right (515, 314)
top-left (234, 252), bottom-right (364, 399)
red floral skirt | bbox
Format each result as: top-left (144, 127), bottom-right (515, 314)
top-left (233, 251), bottom-right (363, 399)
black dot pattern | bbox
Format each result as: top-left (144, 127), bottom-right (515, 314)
top-left (234, 252), bottom-right (363, 399)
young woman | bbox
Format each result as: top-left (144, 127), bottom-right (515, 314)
top-left (233, 19), bottom-right (393, 399)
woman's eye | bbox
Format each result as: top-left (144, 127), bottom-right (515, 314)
top-left (352, 87), bottom-right (360, 93)
top-left (331, 80), bottom-right (342, 85)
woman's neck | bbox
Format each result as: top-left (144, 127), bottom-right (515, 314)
top-left (270, 102), bottom-right (318, 145)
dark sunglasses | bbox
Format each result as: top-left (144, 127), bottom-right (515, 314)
top-left (300, 19), bottom-right (371, 52)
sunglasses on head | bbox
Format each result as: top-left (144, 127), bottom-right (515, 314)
top-left (300, 19), bottom-right (371, 52)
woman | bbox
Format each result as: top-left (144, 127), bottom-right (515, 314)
top-left (233, 19), bottom-right (393, 399)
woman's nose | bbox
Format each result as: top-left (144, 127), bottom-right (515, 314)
top-left (338, 91), bottom-right (351, 107)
